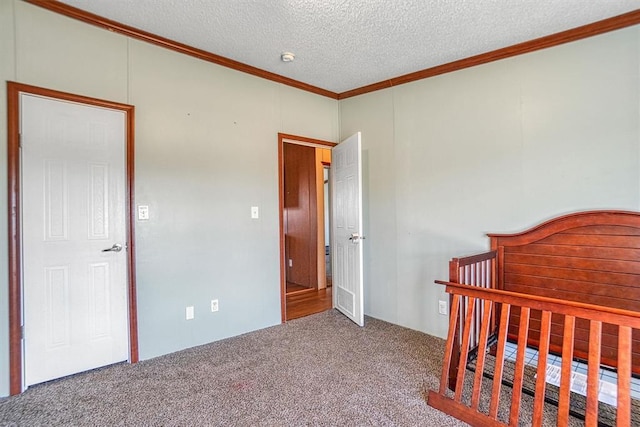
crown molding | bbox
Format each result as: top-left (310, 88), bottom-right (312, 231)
top-left (339, 9), bottom-right (640, 99)
top-left (24, 1), bottom-right (640, 101)
top-left (24, 0), bottom-right (339, 99)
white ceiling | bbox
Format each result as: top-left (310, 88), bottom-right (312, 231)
top-left (57, 0), bottom-right (640, 94)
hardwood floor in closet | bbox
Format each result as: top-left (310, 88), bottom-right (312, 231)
top-left (286, 287), bottom-right (332, 320)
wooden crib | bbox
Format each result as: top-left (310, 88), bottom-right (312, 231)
top-left (427, 210), bottom-right (640, 426)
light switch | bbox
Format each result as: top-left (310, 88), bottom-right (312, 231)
top-left (251, 206), bottom-right (259, 219)
top-left (138, 205), bottom-right (149, 220)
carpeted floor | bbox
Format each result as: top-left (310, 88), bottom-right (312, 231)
top-left (0, 310), bottom-right (467, 426)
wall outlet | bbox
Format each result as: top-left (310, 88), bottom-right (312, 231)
top-left (211, 299), bottom-right (219, 312)
top-left (438, 300), bottom-right (448, 316)
top-left (186, 306), bottom-right (194, 320)
top-left (251, 206), bottom-right (259, 219)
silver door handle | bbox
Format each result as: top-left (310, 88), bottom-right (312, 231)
top-left (102, 243), bottom-right (123, 252)
top-left (349, 233), bottom-right (366, 242)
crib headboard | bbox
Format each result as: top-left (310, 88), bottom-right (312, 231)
top-left (489, 210), bottom-right (640, 371)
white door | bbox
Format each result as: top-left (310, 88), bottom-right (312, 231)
top-left (21, 94), bottom-right (129, 386)
top-left (331, 132), bottom-right (364, 326)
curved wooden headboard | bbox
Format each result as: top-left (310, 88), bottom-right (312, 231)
top-left (488, 210), bottom-right (640, 371)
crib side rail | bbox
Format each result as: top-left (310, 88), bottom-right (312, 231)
top-left (447, 251), bottom-right (497, 390)
top-left (428, 281), bottom-right (640, 427)
top-left (449, 251), bottom-right (497, 285)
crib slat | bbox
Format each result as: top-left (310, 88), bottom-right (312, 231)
top-left (489, 303), bottom-right (511, 419)
top-left (490, 259), bottom-right (497, 332)
top-left (532, 310), bottom-right (552, 426)
top-left (474, 268), bottom-right (480, 352)
top-left (617, 325), bottom-right (632, 427)
top-left (455, 297), bottom-right (477, 401)
top-left (471, 299), bottom-right (493, 410)
top-left (558, 315), bottom-right (576, 423)
top-left (585, 320), bottom-right (602, 427)
top-left (440, 294), bottom-right (461, 394)
top-left (509, 307), bottom-right (530, 426)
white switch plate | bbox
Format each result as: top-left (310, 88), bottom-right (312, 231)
top-left (251, 206), bottom-right (259, 219)
top-left (438, 300), bottom-right (448, 316)
top-left (186, 306), bottom-right (194, 320)
top-left (138, 205), bottom-right (149, 220)
top-left (211, 299), bottom-right (219, 312)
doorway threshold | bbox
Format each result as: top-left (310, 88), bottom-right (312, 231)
top-left (285, 282), bottom-right (316, 296)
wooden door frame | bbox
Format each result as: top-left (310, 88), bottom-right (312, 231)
top-left (278, 133), bottom-right (336, 322)
top-left (7, 82), bottom-right (139, 395)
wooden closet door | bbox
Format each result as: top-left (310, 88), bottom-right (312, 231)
top-left (284, 143), bottom-right (318, 288)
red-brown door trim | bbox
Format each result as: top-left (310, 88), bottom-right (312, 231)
top-left (278, 133), bottom-right (336, 322)
top-left (6, 82), bottom-right (138, 395)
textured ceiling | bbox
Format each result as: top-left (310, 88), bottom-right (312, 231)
top-left (57, 0), bottom-right (640, 94)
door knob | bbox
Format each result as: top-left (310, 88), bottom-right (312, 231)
top-left (102, 243), bottom-right (123, 252)
top-left (349, 233), bottom-right (366, 243)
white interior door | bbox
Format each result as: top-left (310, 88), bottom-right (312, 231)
top-left (21, 93), bottom-right (129, 386)
top-left (331, 132), bottom-right (364, 326)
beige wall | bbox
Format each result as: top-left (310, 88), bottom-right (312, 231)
top-left (0, 0), bottom-right (338, 397)
top-left (340, 25), bottom-right (640, 339)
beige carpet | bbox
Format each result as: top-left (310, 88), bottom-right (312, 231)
top-left (0, 310), bottom-right (467, 426)
top-left (3, 309), bottom-right (616, 426)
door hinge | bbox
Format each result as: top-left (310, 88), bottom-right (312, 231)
top-left (20, 325), bottom-right (25, 339)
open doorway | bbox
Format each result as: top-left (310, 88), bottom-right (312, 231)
top-left (278, 133), bottom-right (335, 321)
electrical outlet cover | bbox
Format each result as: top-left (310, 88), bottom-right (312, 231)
top-left (438, 300), bottom-right (447, 315)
